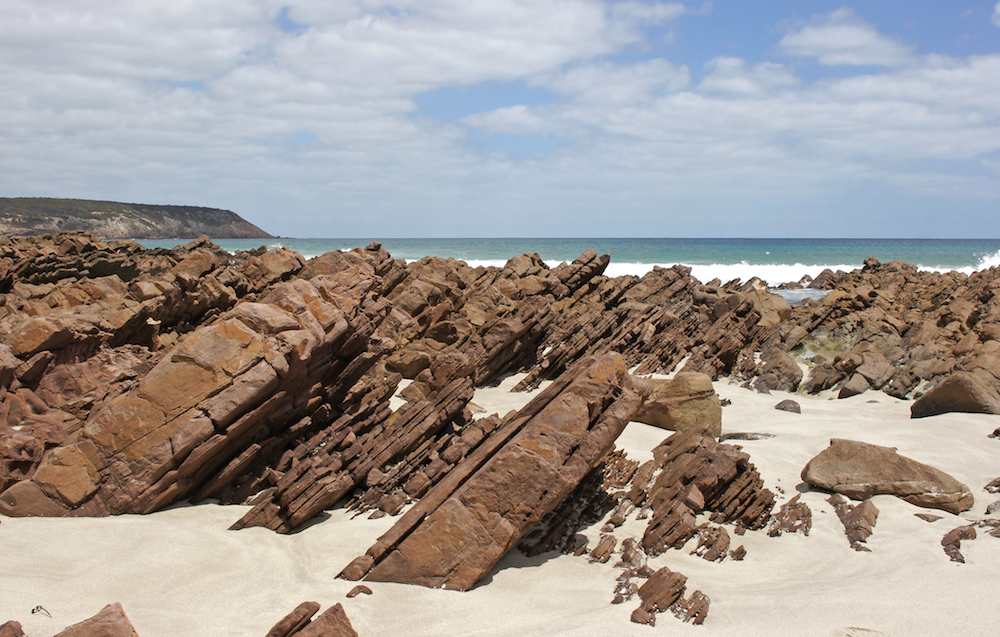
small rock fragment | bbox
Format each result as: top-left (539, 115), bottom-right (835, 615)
top-left (346, 585), bottom-right (372, 598)
top-left (671, 590), bottom-right (710, 625)
top-left (942, 524), bottom-right (977, 563)
top-left (768, 494), bottom-right (812, 537)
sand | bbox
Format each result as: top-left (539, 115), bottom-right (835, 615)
top-left (2, 376), bottom-right (999, 636)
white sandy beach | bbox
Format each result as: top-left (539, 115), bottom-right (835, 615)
top-left (2, 375), bottom-right (998, 637)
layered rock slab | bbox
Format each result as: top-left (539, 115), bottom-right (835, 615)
top-left (801, 438), bottom-right (974, 514)
top-left (340, 353), bottom-right (643, 591)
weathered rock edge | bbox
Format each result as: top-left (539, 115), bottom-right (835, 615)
top-left (338, 352), bottom-right (643, 591)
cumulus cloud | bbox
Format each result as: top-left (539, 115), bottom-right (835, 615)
top-left (777, 8), bottom-right (914, 67)
top-left (994, 1), bottom-right (1000, 27)
top-left (698, 57), bottom-right (799, 96)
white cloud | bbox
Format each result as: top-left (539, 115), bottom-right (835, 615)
top-left (0, 1), bottom-right (999, 237)
top-left (778, 8), bottom-right (914, 67)
top-left (993, 2), bottom-right (1000, 27)
top-left (539, 59), bottom-right (690, 104)
top-left (698, 57), bottom-right (799, 96)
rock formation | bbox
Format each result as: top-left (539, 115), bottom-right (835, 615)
top-left (801, 439), bottom-right (974, 514)
top-left (339, 353), bottom-right (643, 591)
top-left (5, 232), bottom-right (1000, 631)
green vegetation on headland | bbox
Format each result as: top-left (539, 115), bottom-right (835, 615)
top-left (0, 197), bottom-right (273, 239)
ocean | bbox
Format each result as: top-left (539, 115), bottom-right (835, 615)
top-left (139, 237), bottom-right (1000, 289)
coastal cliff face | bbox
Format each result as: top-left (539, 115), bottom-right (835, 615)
top-left (0, 198), bottom-right (272, 239)
top-left (0, 232), bottom-right (997, 632)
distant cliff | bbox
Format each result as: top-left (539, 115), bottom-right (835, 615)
top-left (0, 198), bottom-right (273, 239)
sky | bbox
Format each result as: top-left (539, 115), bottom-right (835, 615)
top-left (2, 1), bottom-right (1000, 238)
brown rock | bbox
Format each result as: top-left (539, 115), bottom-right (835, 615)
top-left (630, 608), bottom-right (656, 626)
top-left (638, 567), bottom-right (687, 613)
top-left (265, 601), bottom-right (320, 637)
top-left (632, 373), bottom-right (722, 438)
top-left (837, 373), bottom-right (870, 399)
top-left (911, 371), bottom-right (1000, 418)
top-left (295, 604), bottom-right (358, 637)
top-left (828, 494), bottom-right (878, 551)
top-left (753, 348), bottom-right (802, 393)
top-left (355, 353), bottom-right (642, 591)
top-left (0, 480), bottom-right (68, 517)
top-left (345, 585), bottom-right (372, 598)
top-left (942, 524), bottom-right (977, 563)
top-left (801, 439), bottom-right (974, 514)
top-left (53, 603), bottom-right (139, 637)
top-left (774, 399), bottom-right (800, 414)
top-left (0, 621), bottom-right (25, 637)
top-left (671, 590), bottom-right (710, 624)
top-left (767, 494), bottom-right (812, 537)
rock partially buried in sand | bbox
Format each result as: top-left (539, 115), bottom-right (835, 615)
top-left (801, 439), bottom-right (974, 514)
top-left (52, 603), bottom-right (139, 637)
top-left (774, 399), bottom-right (800, 414)
top-left (910, 371), bottom-right (1000, 418)
top-left (631, 373), bottom-right (722, 438)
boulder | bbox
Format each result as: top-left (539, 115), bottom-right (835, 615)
top-left (632, 373), bottom-right (722, 438)
top-left (837, 373), bottom-right (870, 399)
top-left (774, 399), bottom-right (800, 414)
top-left (911, 371), bottom-right (1000, 418)
top-left (801, 439), bottom-right (974, 514)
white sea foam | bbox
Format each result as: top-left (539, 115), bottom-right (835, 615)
top-left (602, 261), bottom-right (865, 286)
top-left (347, 251), bottom-right (1000, 286)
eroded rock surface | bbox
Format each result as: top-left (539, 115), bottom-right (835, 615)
top-left (341, 353), bottom-right (642, 591)
top-left (801, 439), bottom-right (974, 514)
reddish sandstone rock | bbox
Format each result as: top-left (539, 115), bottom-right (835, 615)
top-left (0, 621), bottom-right (25, 637)
top-left (802, 439), bottom-right (974, 514)
top-left (294, 604), bottom-right (358, 637)
top-left (344, 353), bottom-right (642, 591)
top-left (632, 373), bottom-right (722, 438)
top-left (829, 494), bottom-right (878, 551)
top-left (265, 602), bottom-right (321, 637)
top-left (767, 494), bottom-right (812, 537)
top-left (53, 603), bottom-right (139, 637)
top-left (911, 371), bottom-right (1000, 418)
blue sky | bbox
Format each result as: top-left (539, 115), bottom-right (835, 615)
top-left (2, 1), bottom-right (999, 237)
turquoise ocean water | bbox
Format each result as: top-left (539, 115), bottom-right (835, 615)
top-left (139, 238), bottom-right (1000, 288)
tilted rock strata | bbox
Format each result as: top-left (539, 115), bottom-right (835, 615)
top-left (340, 353), bottom-right (643, 591)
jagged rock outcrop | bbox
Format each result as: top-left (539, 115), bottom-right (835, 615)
top-left (0, 245), bottom-right (389, 519)
top-left (339, 353), bottom-right (643, 591)
top-left (610, 426), bottom-right (775, 556)
top-left (801, 439), bottom-right (974, 514)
